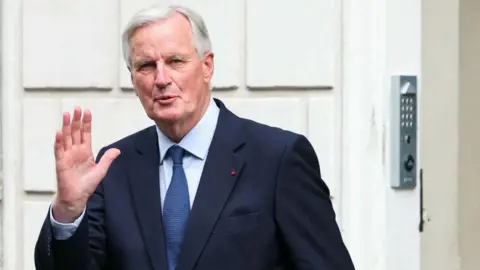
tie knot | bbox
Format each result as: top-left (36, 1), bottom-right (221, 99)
top-left (168, 145), bottom-right (185, 165)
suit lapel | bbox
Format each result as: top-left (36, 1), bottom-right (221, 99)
top-left (128, 126), bottom-right (167, 270)
top-left (176, 99), bottom-right (246, 270)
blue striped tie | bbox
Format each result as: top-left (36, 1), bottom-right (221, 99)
top-left (163, 145), bottom-right (190, 270)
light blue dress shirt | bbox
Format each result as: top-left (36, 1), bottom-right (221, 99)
top-left (49, 98), bottom-right (220, 240)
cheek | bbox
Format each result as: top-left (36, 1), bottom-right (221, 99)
top-left (171, 69), bottom-right (205, 96)
top-left (170, 74), bottom-right (190, 96)
top-left (133, 75), bottom-right (154, 97)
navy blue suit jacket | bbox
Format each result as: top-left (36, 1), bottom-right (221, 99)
top-left (34, 99), bottom-right (355, 270)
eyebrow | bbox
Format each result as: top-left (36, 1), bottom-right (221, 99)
top-left (132, 53), bottom-right (189, 67)
top-left (132, 58), bottom-right (155, 67)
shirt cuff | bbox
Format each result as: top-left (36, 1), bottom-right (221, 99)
top-left (49, 203), bottom-right (85, 240)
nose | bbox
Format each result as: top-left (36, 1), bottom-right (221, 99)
top-left (154, 61), bottom-right (172, 89)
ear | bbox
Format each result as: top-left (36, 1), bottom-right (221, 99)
top-left (202, 51), bottom-right (214, 84)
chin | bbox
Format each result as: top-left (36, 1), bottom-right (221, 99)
top-left (150, 109), bottom-right (183, 123)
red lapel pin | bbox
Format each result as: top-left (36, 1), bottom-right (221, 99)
top-left (230, 169), bottom-right (236, 176)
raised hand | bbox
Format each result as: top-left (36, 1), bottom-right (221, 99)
top-left (52, 107), bottom-right (120, 223)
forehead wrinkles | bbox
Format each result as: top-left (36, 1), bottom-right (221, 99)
top-left (130, 13), bottom-right (196, 60)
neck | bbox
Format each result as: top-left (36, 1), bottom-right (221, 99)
top-left (157, 95), bottom-right (211, 143)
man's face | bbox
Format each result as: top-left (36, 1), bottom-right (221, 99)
top-left (129, 12), bottom-right (213, 124)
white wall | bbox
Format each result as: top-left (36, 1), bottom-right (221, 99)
top-left (0, 0), bottom-right (422, 269)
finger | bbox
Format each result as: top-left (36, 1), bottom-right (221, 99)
top-left (97, 148), bottom-right (121, 169)
top-left (54, 131), bottom-right (64, 160)
top-left (81, 109), bottom-right (92, 146)
top-left (71, 107), bottom-right (82, 145)
top-left (90, 148), bottom-right (121, 182)
top-left (62, 112), bottom-right (72, 150)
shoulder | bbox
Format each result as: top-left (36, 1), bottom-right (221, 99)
top-left (235, 115), bottom-right (321, 179)
top-left (236, 116), bottom-right (314, 156)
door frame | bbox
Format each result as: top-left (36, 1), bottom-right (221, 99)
top-left (2, 0), bottom-right (24, 268)
top-left (339, 0), bottom-right (421, 269)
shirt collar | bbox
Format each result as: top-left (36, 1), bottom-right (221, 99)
top-left (156, 98), bottom-right (220, 163)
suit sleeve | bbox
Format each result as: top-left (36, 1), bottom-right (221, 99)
top-left (49, 204), bottom-right (86, 239)
top-left (274, 135), bottom-right (355, 270)
top-left (34, 147), bottom-right (109, 270)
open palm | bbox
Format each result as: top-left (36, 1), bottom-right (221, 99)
top-left (53, 107), bottom-right (120, 222)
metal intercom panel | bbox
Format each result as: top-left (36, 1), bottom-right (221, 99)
top-left (390, 75), bottom-right (417, 189)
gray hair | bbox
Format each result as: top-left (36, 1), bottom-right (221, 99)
top-left (121, 4), bottom-right (212, 69)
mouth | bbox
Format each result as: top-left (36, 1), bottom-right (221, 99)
top-left (154, 95), bottom-right (178, 105)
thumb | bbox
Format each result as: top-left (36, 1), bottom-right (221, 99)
top-left (90, 148), bottom-right (121, 181)
top-left (97, 148), bottom-right (121, 170)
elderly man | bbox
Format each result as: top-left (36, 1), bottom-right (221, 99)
top-left (34, 4), bottom-right (355, 270)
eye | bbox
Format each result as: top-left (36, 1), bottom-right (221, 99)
top-left (136, 61), bottom-right (156, 71)
top-left (142, 62), bottom-right (156, 68)
top-left (167, 57), bottom-right (184, 65)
